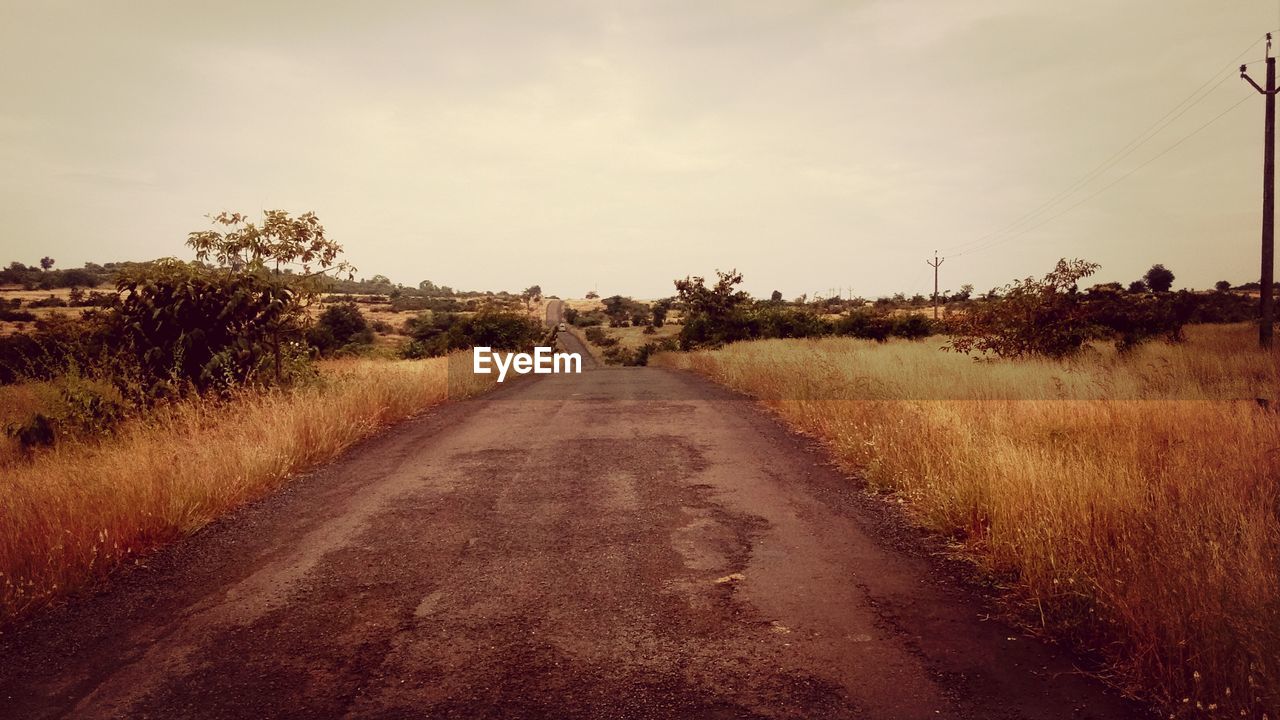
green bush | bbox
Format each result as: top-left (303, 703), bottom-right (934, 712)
top-left (402, 309), bottom-right (542, 358)
top-left (54, 376), bottom-right (127, 437)
top-left (835, 310), bottom-right (894, 341)
top-left (111, 260), bottom-right (306, 396)
top-left (583, 326), bottom-right (618, 347)
top-left (307, 302), bottom-right (373, 356)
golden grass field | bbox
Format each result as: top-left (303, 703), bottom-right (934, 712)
top-left (653, 324), bottom-right (1280, 717)
top-left (0, 357), bottom-right (493, 627)
top-left (604, 323), bottom-right (680, 350)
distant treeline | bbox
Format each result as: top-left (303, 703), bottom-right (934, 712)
top-left (0, 260), bottom-right (145, 290)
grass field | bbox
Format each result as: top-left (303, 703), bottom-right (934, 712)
top-left (0, 357), bottom-right (493, 628)
top-left (653, 324), bottom-right (1280, 717)
top-left (604, 323), bottom-right (680, 349)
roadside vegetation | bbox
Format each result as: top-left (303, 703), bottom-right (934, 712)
top-left (0, 358), bottom-right (493, 625)
top-left (653, 259), bottom-right (1280, 718)
top-left (0, 210), bottom-right (532, 627)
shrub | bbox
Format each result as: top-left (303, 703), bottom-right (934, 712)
top-left (27, 295), bottom-right (68, 309)
top-left (111, 260), bottom-right (307, 396)
top-left (0, 308), bottom-right (36, 323)
top-left (751, 305), bottom-right (830, 339)
top-left (835, 310), bottom-right (894, 341)
top-left (583, 326), bottom-right (618, 347)
top-left (891, 313), bottom-right (935, 340)
top-left (307, 301), bottom-right (373, 356)
top-left (53, 376), bottom-right (128, 438)
top-left (402, 309), bottom-right (542, 358)
top-left (947, 259), bottom-right (1100, 359)
top-left (6, 413), bottom-right (55, 452)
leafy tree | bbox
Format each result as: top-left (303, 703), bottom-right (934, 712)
top-left (111, 260), bottom-right (306, 396)
top-left (522, 285), bottom-right (542, 312)
top-left (403, 309), bottom-right (542, 358)
top-left (947, 258), bottom-right (1100, 359)
top-left (187, 211), bottom-right (350, 276)
top-left (1127, 280), bottom-right (1147, 294)
top-left (39, 257), bottom-right (54, 271)
top-left (601, 295), bottom-right (646, 327)
top-left (1143, 264), bottom-right (1175, 293)
top-left (1085, 285), bottom-right (1195, 351)
top-left (584, 290), bottom-right (599, 299)
top-left (674, 269), bottom-right (752, 349)
top-left (184, 210), bottom-right (354, 382)
top-left (1215, 280), bottom-right (1232, 292)
top-left (651, 299), bottom-right (671, 327)
top-left (770, 290), bottom-right (784, 303)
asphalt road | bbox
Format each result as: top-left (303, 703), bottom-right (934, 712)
top-left (0, 302), bottom-right (1145, 719)
top-left (546, 299), bottom-right (597, 369)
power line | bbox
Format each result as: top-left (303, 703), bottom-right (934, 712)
top-left (942, 31), bottom-right (1275, 256)
top-left (953, 91), bottom-right (1253, 258)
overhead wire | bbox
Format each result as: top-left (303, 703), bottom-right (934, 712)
top-left (952, 92), bottom-right (1254, 258)
top-left (940, 30), bottom-right (1276, 258)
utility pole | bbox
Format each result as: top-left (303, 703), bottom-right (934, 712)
top-left (1242, 34), bottom-right (1276, 349)
top-left (926, 251), bottom-right (945, 319)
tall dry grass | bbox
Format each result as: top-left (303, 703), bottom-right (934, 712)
top-left (0, 357), bottom-right (491, 627)
top-left (654, 324), bottom-right (1280, 718)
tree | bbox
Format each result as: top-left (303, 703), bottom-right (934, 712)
top-left (181, 210), bottom-right (354, 383)
top-left (112, 260), bottom-right (305, 396)
top-left (1143, 264), bottom-right (1175, 293)
top-left (39, 257), bottom-right (54, 271)
top-left (601, 295), bottom-right (640, 326)
top-left (674, 269), bottom-right (752, 349)
top-left (1127, 280), bottom-right (1147, 294)
top-left (946, 258), bottom-right (1100, 359)
top-left (585, 290), bottom-right (599, 299)
top-left (521, 285), bottom-right (543, 312)
top-left (770, 290), bottom-right (783, 303)
top-left (187, 211), bottom-right (351, 277)
top-left (403, 308), bottom-right (542, 358)
top-left (307, 302), bottom-right (373, 355)
top-left (651, 299), bottom-right (671, 327)
top-left (1215, 280), bottom-right (1232, 292)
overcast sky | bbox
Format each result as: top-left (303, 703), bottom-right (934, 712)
top-left (2, 1), bottom-right (1278, 298)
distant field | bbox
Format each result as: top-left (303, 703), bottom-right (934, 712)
top-left (604, 323), bottom-right (679, 349)
top-left (0, 286), bottom-right (107, 335)
top-left (654, 323), bottom-right (1280, 715)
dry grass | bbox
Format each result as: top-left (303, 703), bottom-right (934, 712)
top-left (604, 323), bottom-right (680, 350)
top-left (653, 324), bottom-right (1280, 717)
top-left (0, 356), bottom-right (492, 627)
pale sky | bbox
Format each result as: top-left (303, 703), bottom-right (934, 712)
top-left (2, 1), bottom-right (1278, 299)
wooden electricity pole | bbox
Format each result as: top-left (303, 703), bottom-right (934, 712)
top-left (1242, 34), bottom-right (1276, 349)
top-left (927, 251), bottom-right (945, 319)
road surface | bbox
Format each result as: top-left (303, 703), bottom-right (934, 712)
top-left (0, 303), bottom-right (1143, 719)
